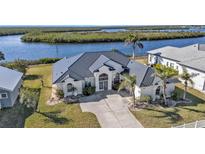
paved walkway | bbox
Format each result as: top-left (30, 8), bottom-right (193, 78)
top-left (80, 91), bottom-right (143, 128)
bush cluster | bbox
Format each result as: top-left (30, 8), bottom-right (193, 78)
top-left (0, 58), bottom-right (61, 73)
top-left (83, 87), bottom-right (95, 96)
top-left (56, 88), bottom-right (64, 99)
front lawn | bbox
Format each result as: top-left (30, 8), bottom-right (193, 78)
top-left (24, 64), bottom-right (100, 128)
top-left (131, 84), bottom-right (205, 128)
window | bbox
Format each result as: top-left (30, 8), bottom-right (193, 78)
top-left (99, 82), bottom-right (104, 90)
top-left (0, 93), bottom-right (8, 99)
top-left (176, 65), bottom-right (179, 70)
top-left (166, 62), bottom-right (169, 66)
top-left (114, 73), bottom-right (120, 84)
top-left (170, 63), bottom-right (174, 68)
top-left (99, 73), bottom-right (108, 81)
top-left (67, 83), bottom-right (73, 92)
top-left (155, 86), bottom-right (161, 95)
top-left (149, 55), bottom-right (153, 62)
top-left (85, 81), bottom-right (91, 87)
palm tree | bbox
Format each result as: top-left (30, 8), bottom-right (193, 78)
top-left (154, 64), bottom-right (178, 105)
top-left (118, 74), bottom-right (137, 106)
top-left (125, 33), bottom-right (144, 59)
top-left (179, 68), bottom-right (195, 100)
top-left (0, 51), bottom-right (5, 61)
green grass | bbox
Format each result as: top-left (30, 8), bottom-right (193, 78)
top-left (21, 31), bottom-right (205, 43)
top-left (24, 64), bottom-right (100, 128)
top-left (131, 85), bottom-right (205, 128)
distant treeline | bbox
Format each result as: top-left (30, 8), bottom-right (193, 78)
top-left (0, 27), bottom-right (102, 36)
top-left (0, 25), bottom-right (204, 36)
top-left (21, 31), bottom-right (205, 43)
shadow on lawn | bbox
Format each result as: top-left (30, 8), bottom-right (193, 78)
top-left (0, 103), bottom-right (33, 128)
top-left (36, 111), bottom-right (71, 125)
top-left (144, 107), bottom-right (183, 124)
top-left (179, 107), bottom-right (205, 115)
top-left (24, 75), bottom-right (42, 80)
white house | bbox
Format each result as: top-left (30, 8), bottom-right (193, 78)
top-left (53, 51), bottom-right (176, 101)
top-left (148, 44), bottom-right (205, 93)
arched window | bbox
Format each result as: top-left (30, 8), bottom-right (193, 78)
top-left (67, 83), bottom-right (73, 92)
top-left (99, 73), bottom-right (108, 81)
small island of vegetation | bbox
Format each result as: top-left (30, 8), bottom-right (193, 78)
top-left (21, 31), bottom-right (205, 43)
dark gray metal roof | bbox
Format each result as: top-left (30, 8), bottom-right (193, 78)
top-left (140, 67), bottom-right (155, 87)
top-left (127, 60), bottom-right (154, 87)
top-left (0, 66), bottom-right (23, 91)
top-left (52, 53), bottom-right (83, 83)
top-left (53, 51), bottom-right (130, 83)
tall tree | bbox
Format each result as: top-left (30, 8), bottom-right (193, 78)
top-left (154, 64), bottom-right (178, 105)
top-left (118, 74), bottom-right (137, 106)
top-left (179, 68), bottom-right (195, 100)
top-left (0, 51), bottom-right (5, 61)
top-left (125, 33), bottom-right (144, 59)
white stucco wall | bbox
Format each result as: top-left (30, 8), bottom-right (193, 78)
top-left (148, 54), bottom-right (182, 73)
top-left (56, 77), bottom-right (83, 97)
top-left (134, 76), bottom-right (176, 101)
top-left (185, 67), bottom-right (205, 93)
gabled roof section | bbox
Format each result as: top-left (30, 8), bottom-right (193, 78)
top-left (140, 67), bottom-right (155, 87)
top-left (52, 53), bottom-right (83, 83)
top-left (89, 55), bottom-right (110, 73)
top-left (0, 66), bottom-right (23, 91)
top-left (127, 60), bottom-right (149, 87)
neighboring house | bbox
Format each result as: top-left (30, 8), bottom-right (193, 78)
top-left (53, 51), bottom-right (175, 101)
top-left (0, 66), bottom-right (23, 109)
top-left (148, 44), bottom-right (205, 93)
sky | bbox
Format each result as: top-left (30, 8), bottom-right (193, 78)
top-left (0, 0), bottom-right (205, 25)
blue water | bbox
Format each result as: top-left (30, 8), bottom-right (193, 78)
top-left (1, 35), bottom-right (205, 61)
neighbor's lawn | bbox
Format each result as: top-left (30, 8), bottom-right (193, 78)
top-left (24, 64), bottom-right (100, 128)
top-left (132, 84), bottom-right (205, 128)
top-left (133, 56), bottom-right (148, 65)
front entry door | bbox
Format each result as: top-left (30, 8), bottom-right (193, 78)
top-left (99, 80), bottom-right (108, 91)
top-left (99, 73), bottom-right (108, 91)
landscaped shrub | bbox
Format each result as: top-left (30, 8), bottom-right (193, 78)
top-left (3, 59), bottom-right (28, 74)
top-left (138, 95), bottom-right (152, 103)
top-left (37, 58), bottom-right (61, 64)
top-left (171, 91), bottom-right (179, 101)
top-left (19, 87), bottom-right (40, 112)
top-left (56, 88), bottom-right (64, 99)
top-left (112, 83), bottom-right (120, 90)
top-left (83, 86), bottom-right (95, 96)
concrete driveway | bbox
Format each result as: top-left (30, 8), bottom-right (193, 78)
top-left (80, 91), bottom-right (143, 128)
